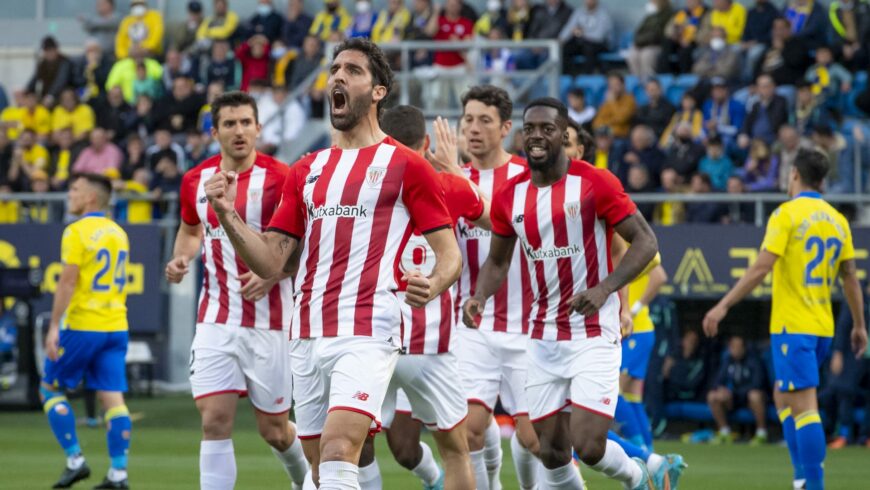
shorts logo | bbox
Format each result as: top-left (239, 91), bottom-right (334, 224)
top-left (601, 397), bottom-right (611, 406)
top-left (352, 391), bottom-right (370, 401)
top-left (366, 166), bottom-right (386, 188)
top-left (275, 397), bottom-right (284, 405)
top-left (564, 201), bottom-right (581, 220)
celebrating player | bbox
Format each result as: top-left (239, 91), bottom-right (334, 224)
top-left (164, 91), bottom-right (308, 489)
top-left (203, 38), bottom-right (461, 488)
top-left (464, 98), bottom-right (660, 490)
top-left (448, 85), bottom-right (540, 490)
top-left (42, 173), bottom-right (132, 489)
top-left (373, 105), bottom-right (484, 489)
top-left (703, 148), bottom-right (868, 490)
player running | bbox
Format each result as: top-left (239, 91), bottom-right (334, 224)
top-left (164, 91), bottom-right (308, 489)
top-left (443, 85), bottom-right (541, 490)
top-left (464, 98), bottom-right (660, 490)
top-left (42, 173), bottom-right (132, 489)
top-left (204, 38), bottom-right (461, 488)
top-left (703, 148), bottom-right (867, 490)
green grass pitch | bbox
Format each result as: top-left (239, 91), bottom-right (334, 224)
top-left (3, 395), bottom-right (869, 489)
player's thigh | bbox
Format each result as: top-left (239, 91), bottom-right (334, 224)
top-left (42, 330), bottom-right (99, 392)
top-left (532, 412), bottom-right (572, 468)
top-left (239, 328), bottom-right (293, 415)
top-left (189, 324), bottom-right (246, 401)
top-left (320, 409), bottom-right (377, 463)
top-left (385, 410), bottom-right (424, 467)
top-left (569, 404), bottom-right (612, 464)
top-left (195, 393), bottom-right (239, 439)
top-left (432, 420), bottom-right (471, 459)
top-left (87, 331), bottom-right (129, 393)
top-left (456, 328), bottom-right (501, 414)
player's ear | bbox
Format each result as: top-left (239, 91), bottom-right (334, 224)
top-left (372, 84), bottom-right (387, 104)
top-left (500, 118), bottom-right (512, 138)
top-left (423, 134), bottom-right (431, 153)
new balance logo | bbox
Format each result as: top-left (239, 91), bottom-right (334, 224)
top-left (199, 196), bottom-right (208, 204)
top-left (514, 214), bottom-right (524, 224)
top-left (306, 174), bottom-right (320, 184)
top-left (352, 391), bottom-right (370, 401)
top-left (308, 204), bottom-right (368, 220)
top-left (601, 397), bottom-right (611, 406)
top-left (275, 397), bottom-right (285, 405)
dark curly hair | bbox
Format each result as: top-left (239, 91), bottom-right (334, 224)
top-left (333, 38), bottom-right (395, 117)
top-left (461, 85), bottom-right (513, 122)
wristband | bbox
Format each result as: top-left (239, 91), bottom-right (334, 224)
top-left (630, 301), bottom-right (644, 316)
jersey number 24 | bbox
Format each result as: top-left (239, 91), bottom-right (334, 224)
top-left (93, 248), bottom-right (128, 292)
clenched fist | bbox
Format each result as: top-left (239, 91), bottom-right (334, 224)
top-left (204, 170), bottom-right (238, 215)
top-left (402, 270), bottom-right (432, 308)
top-left (165, 255), bottom-right (190, 283)
top-left (462, 296), bottom-right (484, 328)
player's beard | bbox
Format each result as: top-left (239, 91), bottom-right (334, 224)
top-left (525, 140), bottom-right (559, 172)
top-left (330, 87), bottom-right (372, 132)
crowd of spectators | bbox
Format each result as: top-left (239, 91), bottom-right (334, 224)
top-left (0, 0), bottom-right (869, 226)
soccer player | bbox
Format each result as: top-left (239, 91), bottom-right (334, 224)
top-left (703, 148), bottom-right (868, 490)
top-left (447, 85), bottom-right (541, 490)
top-left (42, 173), bottom-right (132, 489)
top-left (203, 38), bottom-right (461, 488)
top-left (164, 91), bottom-right (308, 489)
top-left (375, 105), bottom-right (484, 489)
top-left (463, 98), bottom-right (660, 490)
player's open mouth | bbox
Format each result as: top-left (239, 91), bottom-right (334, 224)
top-left (232, 139), bottom-right (246, 150)
top-left (527, 144), bottom-right (547, 158)
top-left (331, 88), bottom-right (347, 115)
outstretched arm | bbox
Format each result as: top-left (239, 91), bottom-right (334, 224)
top-left (702, 250), bottom-right (777, 337)
top-left (462, 233), bottom-right (517, 327)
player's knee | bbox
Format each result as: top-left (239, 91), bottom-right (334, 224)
top-left (574, 437), bottom-right (606, 466)
top-left (320, 434), bottom-right (359, 463)
top-left (748, 390), bottom-right (765, 404)
top-left (392, 442), bottom-right (422, 469)
top-left (465, 421), bottom-right (487, 450)
top-left (537, 442), bottom-right (572, 469)
top-left (259, 423), bottom-right (291, 450)
top-left (201, 411), bottom-right (233, 439)
top-left (707, 389), bottom-right (721, 404)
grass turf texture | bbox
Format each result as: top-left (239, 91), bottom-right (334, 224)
top-left (3, 395), bottom-right (868, 489)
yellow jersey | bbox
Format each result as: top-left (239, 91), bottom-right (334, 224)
top-left (51, 104), bottom-right (96, 139)
top-left (629, 252), bottom-right (662, 334)
top-left (761, 192), bottom-right (854, 337)
top-left (60, 213), bottom-right (130, 332)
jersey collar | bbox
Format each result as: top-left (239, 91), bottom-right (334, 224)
top-left (83, 211), bottom-right (106, 218)
top-left (795, 191), bottom-right (822, 199)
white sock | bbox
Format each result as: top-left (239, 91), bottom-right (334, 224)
top-left (302, 471), bottom-right (317, 490)
top-left (484, 419), bottom-right (503, 490)
top-left (358, 460), bottom-right (382, 490)
top-left (541, 462), bottom-right (584, 489)
top-left (107, 468), bottom-right (127, 482)
top-left (470, 448), bottom-right (491, 490)
top-left (719, 426), bottom-right (731, 436)
top-left (756, 428), bottom-right (768, 438)
top-left (66, 454), bottom-right (85, 470)
top-left (271, 437), bottom-right (310, 485)
top-left (200, 439), bottom-right (237, 490)
top-left (319, 461), bottom-right (360, 490)
top-left (646, 453), bottom-right (665, 476)
top-left (510, 433), bottom-right (539, 489)
top-left (589, 440), bottom-right (642, 488)
top-left (411, 442), bottom-right (441, 486)
top-left (793, 478), bottom-right (807, 490)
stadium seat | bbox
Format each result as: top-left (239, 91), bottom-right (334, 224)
top-left (599, 32), bottom-right (633, 66)
top-left (559, 74), bottom-right (574, 102)
top-left (665, 74), bottom-right (699, 105)
top-left (574, 75), bottom-right (607, 108)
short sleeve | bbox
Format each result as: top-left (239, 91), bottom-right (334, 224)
top-left (61, 226), bottom-right (84, 266)
top-left (267, 160), bottom-right (306, 239)
top-left (440, 173), bottom-right (484, 223)
top-left (760, 207), bottom-right (790, 256)
top-left (401, 152), bottom-right (452, 234)
top-left (490, 183), bottom-right (516, 237)
top-left (592, 167), bottom-right (637, 226)
top-left (179, 171), bottom-right (200, 226)
top-left (839, 217), bottom-right (856, 263)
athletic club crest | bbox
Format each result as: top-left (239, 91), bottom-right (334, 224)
top-left (366, 166), bottom-right (387, 188)
top-left (564, 201), bottom-right (581, 220)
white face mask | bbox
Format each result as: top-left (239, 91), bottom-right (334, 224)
top-left (256, 4), bottom-right (272, 16)
top-left (710, 37), bottom-right (726, 50)
top-left (356, 1), bottom-right (372, 14)
top-left (487, 0), bottom-right (501, 12)
top-left (645, 2), bottom-right (658, 14)
top-left (131, 5), bottom-right (147, 17)
top-left (271, 46), bottom-right (287, 59)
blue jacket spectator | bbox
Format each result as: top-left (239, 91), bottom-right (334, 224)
top-left (707, 335), bottom-right (769, 443)
top-left (703, 82), bottom-right (745, 147)
top-left (281, 0), bottom-right (314, 48)
top-left (739, 75), bottom-right (789, 147)
top-left (686, 172), bottom-right (728, 223)
top-left (248, 0), bottom-right (285, 41)
top-left (783, 0), bottom-right (827, 49)
top-left (742, 0), bottom-right (777, 45)
top-left (698, 135), bottom-right (734, 190)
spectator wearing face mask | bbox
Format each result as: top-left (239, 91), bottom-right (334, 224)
top-left (692, 27), bottom-right (741, 83)
top-left (626, 0), bottom-right (674, 79)
top-left (311, 0), bottom-right (352, 41)
top-left (116, 0), bottom-right (164, 60)
top-left (248, 0), bottom-right (284, 42)
top-left (347, 0), bottom-right (380, 38)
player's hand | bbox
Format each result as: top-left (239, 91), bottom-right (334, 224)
top-left (204, 170), bottom-right (237, 215)
top-left (570, 285), bottom-right (608, 316)
top-left (462, 297), bottom-right (484, 328)
top-left (239, 271), bottom-right (277, 302)
top-left (426, 116), bottom-right (460, 173)
top-left (620, 311), bottom-right (634, 338)
top-left (851, 324), bottom-right (868, 358)
top-left (402, 270), bottom-right (432, 308)
top-left (45, 327), bottom-right (60, 362)
top-left (165, 255), bottom-right (190, 283)
top-left (702, 303), bottom-right (727, 337)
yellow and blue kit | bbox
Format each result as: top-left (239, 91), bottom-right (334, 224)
top-left (621, 253), bottom-right (662, 380)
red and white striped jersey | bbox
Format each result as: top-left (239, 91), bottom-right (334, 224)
top-left (455, 156), bottom-right (532, 334)
top-left (490, 160), bottom-right (637, 341)
top-left (268, 137), bottom-right (453, 340)
top-left (397, 173), bottom-right (485, 354)
top-left (179, 153), bottom-right (294, 331)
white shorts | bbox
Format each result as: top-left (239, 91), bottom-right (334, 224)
top-left (290, 335), bottom-right (401, 439)
top-left (382, 352), bottom-right (468, 431)
top-left (526, 336), bottom-right (621, 422)
top-left (456, 328), bottom-right (529, 416)
top-left (189, 323), bottom-right (293, 415)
